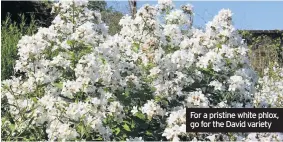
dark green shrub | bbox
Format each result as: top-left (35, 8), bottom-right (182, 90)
top-left (1, 14), bottom-right (37, 80)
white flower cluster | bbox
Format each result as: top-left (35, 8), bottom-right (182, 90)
top-left (165, 10), bottom-right (189, 25)
top-left (157, 0), bottom-right (174, 11)
top-left (1, 0), bottom-right (282, 141)
top-left (162, 107), bottom-right (186, 141)
top-left (254, 63), bottom-right (283, 108)
top-left (141, 99), bottom-right (166, 119)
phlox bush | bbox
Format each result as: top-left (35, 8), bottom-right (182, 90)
top-left (246, 62), bottom-right (283, 142)
top-left (1, 0), bottom-right (282, 141)
top-left (254, 62), bottom-right (283, 108)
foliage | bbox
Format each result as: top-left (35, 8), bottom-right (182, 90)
top-left (88, 0), bottom-right (107, 12)
top-left (88, 0), bottom-right (123, 35)
top-left (1, 1), bottom-right (55, 27)
top-left (1, 0), bottom-right (282, 141)
top-left (1, 14), bottom-right (38, 80)
top-left (239, 30), bottom-right (283, 76)
top-left (101, 10), bottom-right (123, 35)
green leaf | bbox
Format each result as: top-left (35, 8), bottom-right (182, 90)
top-left (8, 124), bottom-right (15, 131)
top-left (123, 123), bottom-right (131, 131)
top-left (216, 43), bottom-right (222, 49)
top-left (124, 88), bottom-right (130, 97)
top-left (146, 130), bottom-right (153, 136)
top-left (135, 112), bottom-right (145, 120)
top-left (67, 40), bottom-right (74, 46)
top-left (95, 136), bottom-right (103, 140)
top-left (77, 124), bottom-right (85, 136)
top-left (54, 82), bottom-right (63, 89)
top-left (31, 97), bottom-right (38, 103)
top-left (154, 96), bottom-right (162, 102)
top-left (100, 57), bottom-right (106, 64)
top-left (131, 120), bottom-right (135, 128)
top-left (123, 120), bottom-right (131, 125)
top-left (115, 127), bottom-right (120, 135)
top-left (133, 42), bottom-right (139, 53)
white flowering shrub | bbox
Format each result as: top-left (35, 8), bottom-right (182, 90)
top-left (241, 63), bottom-right (283, 142)
top-left (1, 0), bottom-right (282, 141)
top-left (254, 62), bottom-right (283, 108)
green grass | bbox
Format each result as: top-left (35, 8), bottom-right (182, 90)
top-left (1, 13), bottom-right (37, 80)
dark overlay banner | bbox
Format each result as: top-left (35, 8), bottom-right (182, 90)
top-left (186, 108), bottom-right (283, 132)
